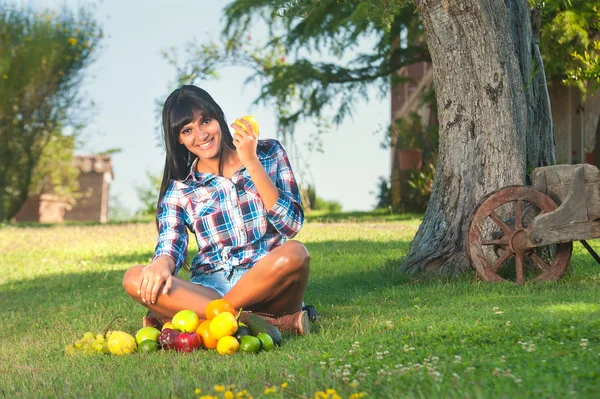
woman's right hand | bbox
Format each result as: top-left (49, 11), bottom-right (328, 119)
top-left (138, 256), bottom-right (175, 305)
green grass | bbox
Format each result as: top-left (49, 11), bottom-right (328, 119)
top-left (1, 217), bottom-right (599, 398)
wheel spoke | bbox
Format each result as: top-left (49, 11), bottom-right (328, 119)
top-left (528, 252), bottom-right (551, 272)
top-left (481, 239), bottom-right (509, 246)
top-left (492, 249), bottom-right (514, 272)
top-left (489, 211), bottom-right (512, 235)
top-left (515, 200), bottom-right (523, 229)
top-left (516, 254), bottom-right (524, 284)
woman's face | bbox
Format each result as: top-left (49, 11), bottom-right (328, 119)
top-left (178, 113), bottom-right (222, 161)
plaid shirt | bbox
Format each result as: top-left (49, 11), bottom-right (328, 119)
top-left (153, 139), bottom-right (304, 277)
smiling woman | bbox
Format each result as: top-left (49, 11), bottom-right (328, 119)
top-left (121, 85), bottom-right (314, 335)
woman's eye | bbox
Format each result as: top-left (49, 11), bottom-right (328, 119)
top-left (202, 118), bottom-right (211, 125)
top-left (182, 128), bottom-right (191, 134)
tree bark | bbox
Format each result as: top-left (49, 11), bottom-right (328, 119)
top-left (400, 0), bottom-right (555, 275)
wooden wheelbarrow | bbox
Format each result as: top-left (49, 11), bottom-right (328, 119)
top-left (467, 164), bottom-right (600, 284)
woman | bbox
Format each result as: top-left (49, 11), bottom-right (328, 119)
top-left (122, 85), bottom-right (311, 335)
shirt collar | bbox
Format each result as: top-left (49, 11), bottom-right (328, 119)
top-left (182, 140), bottom-right (275, 184)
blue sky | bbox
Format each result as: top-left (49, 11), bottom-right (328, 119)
top-left (17, 0), bottom-right (391, 214)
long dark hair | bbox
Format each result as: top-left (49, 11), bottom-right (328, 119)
top-left (157, 85), bottom-right (235, 216)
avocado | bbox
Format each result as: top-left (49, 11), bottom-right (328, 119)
top-left (245, 314), bottom-right (283, 346)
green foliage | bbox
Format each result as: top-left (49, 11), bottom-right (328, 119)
top-left (166, 0), bottom-right (428, 135)
top-left (28, 133), bottom-right (79, 200)
top-left (1, 222), bottom-right (600, 397)
top-left (406, 156), bottom-right (436, 212)
top-left (0, 4), bottom-right (102, 222)
top-left (135, 172), bottom-right (162, 216)
top-left (536, 1), bottom-right (600, 91)
top-left (304, 184), bottom-right (343, 212)
top-left (372, 176), bottom-right (393, 210)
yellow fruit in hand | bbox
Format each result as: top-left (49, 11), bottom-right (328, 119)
top-left (107, 331), bottom-right (137, 356)
top-left (216, 336), bottom-right (240, 355)
top-left (162, 321), bottom-right (174, 331)
top-left (209, 312), bottom-right (238, 340)
top-left (234, 115), bottom-right (259, 137)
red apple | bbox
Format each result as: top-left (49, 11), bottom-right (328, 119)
top-left (158, 328), bottom-right (180, 350)
top-left (174, 332), bottom-right (201, 352)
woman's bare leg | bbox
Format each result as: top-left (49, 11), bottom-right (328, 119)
top-left (122, 265), bottom-right (221, 319)
top-left (223, 240), bottom-right (310, 316)
top-left (123, 240), bottom-right (309, 319)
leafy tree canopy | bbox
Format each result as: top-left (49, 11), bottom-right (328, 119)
top-left (0, 4), bottom-right (102, 222)
top-left (537, 1), bottom-right (600, 92)
top-left (166, 0), bottom-right (428, 135)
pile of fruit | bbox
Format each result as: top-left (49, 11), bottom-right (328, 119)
top-left (65, 299), bottom-right (282, 356)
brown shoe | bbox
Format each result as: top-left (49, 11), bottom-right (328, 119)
top-left (143, 310), bottom-right (168, 329)
top-left (247, 310), bottom-right (311, 336)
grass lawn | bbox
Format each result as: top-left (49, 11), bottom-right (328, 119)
top-left (1, 214), bottom-right (599, 398)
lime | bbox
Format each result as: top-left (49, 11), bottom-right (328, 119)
top-left (239, 335), bottom-right (261, 354)
top-left (256, 332), bottom-right (274, 351)
top-left (138, 340), bottom-right (159, 353)
top-left (135, 326), bottom-right (161, 344)
top-left (235, 325), bottom-right (251, 341)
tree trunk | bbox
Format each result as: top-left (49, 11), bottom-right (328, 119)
top-left (400, 0), bottom-right (555, 275)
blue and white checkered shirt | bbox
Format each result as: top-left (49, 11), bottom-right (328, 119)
top-left (153, 139), bottom-right (304, 278)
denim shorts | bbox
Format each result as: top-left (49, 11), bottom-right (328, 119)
top-left (190, 268), bottom-right (248, 296)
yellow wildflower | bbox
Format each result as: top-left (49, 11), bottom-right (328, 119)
top-left (214, 385), bottom-right (225, 393)
top-left (281, 382), bottom-right (288, 388)
top-left (236, 389), bottom-right (253, 399)
top-left (349, 393), bottom-right (367, 399)
top-left (264, 386), bottom-right (277, 395)
top-left (2, 75), bottom-right (8, 79)
top-left (195, 388), bottom-right (201, 395)
top-left (224, 391), bottom-right (234, 399)
top-left (68, 38), bottom-right (77, 46)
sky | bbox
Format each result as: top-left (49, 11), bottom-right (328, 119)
top-left (16, 0), bottom-right (391, 215)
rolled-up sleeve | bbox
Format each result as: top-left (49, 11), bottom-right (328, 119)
top-left (266, 142), bottom-right (304, 237)
top-left (152, 181), bottom-right (189, 275)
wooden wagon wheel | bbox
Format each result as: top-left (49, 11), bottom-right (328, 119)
top-left (467, 186), bottom-right (572, 284)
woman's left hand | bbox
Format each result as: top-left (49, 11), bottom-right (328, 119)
top-left (230, 119), bottom-right (259, 166)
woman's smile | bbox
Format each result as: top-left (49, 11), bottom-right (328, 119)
top-left (196, 137), bottom-right (214, 150)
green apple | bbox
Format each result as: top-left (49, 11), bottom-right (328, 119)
top-left (171, 309), bottom-right (201, 332)
top-left (135, 326), bottom-right (161, 345)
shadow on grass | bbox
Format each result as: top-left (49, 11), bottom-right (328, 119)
top-left (3, 235), bottom-right (599, 333)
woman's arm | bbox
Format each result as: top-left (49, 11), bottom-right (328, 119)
top-left (231, 120), bottom-right (304, 237)
top-left (140, 181), bottom-right (189, 304)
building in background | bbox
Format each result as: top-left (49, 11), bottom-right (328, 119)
top-left (15, 155), bottom-right (113, 223)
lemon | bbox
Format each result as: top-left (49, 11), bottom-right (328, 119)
top-left (107, 331), bottom-right (137, 356)
top-left (209, 312), bottom-right (238, 340)
top-left (234, 115), bottom-right (259, 137)
top-left (216, 336), bottom-right (240, 355)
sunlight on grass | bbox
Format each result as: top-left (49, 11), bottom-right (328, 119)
top-left (542, 302), bottom-right (600, 314)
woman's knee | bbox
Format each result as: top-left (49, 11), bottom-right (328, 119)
top-left (274, 240), bottom-right (310, 276)
top-left (122, 264), bottom-right (144, 297)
